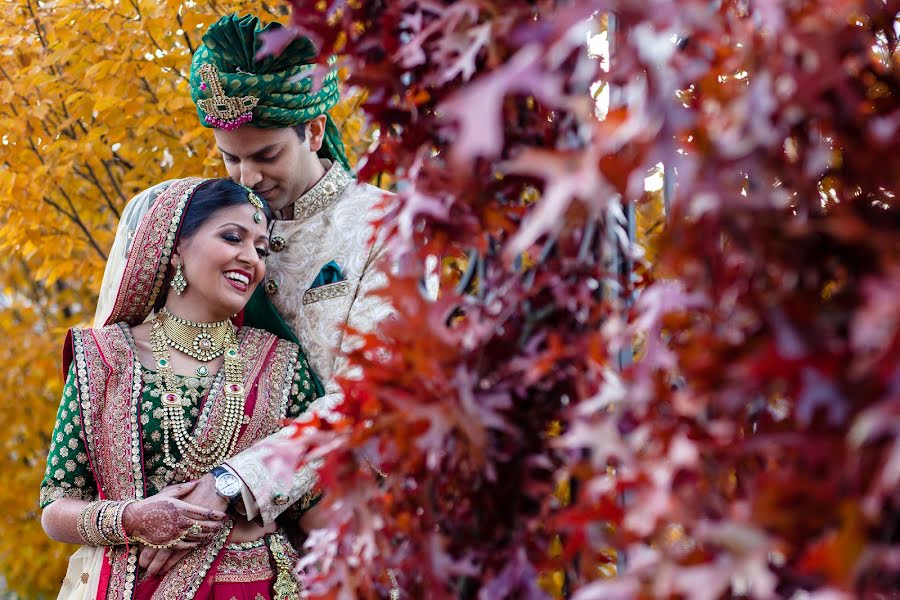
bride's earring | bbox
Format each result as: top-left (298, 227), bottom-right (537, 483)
top-left (171, 262), bottom-right (188, 295)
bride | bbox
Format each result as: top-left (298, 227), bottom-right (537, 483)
top-left (40, 178), bottom-right (319, 599)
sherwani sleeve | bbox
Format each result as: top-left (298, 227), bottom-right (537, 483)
top-left (226, 244), bottom-right (393, 523)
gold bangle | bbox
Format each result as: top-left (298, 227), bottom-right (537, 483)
top-left (79, 501), bottom-right (108, 546)
top-left (115, 499), bottom-right (136, 544)
top-left (76, 501), bottom-right (95, 544)
top-left (99, 501), bottom-right (118, 544)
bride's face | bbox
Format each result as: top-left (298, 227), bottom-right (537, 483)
top-left (171, 202), bottom-right (269, 320)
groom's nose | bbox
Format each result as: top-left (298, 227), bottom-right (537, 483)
top-left (239, 163), bottom-right (263, 188)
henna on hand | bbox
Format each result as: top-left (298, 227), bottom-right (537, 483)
top-left (123, 499), bottom-right (193, 546)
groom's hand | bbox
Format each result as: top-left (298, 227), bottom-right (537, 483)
top-left (179, 473), bottom-right (229, 514)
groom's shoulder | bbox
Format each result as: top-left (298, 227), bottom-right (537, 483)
top-left (339, 180), bottom-right (394, 227)
top-left (352, 180), bottom-right (394, 203)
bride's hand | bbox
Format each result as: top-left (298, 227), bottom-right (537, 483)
top-left (139, 547), bottom-right (191, 577)
top-left (124, 480), bottom-right (227, 549)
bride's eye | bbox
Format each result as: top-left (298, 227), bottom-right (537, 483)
top-left (222, 233), bottom-right (241, 243)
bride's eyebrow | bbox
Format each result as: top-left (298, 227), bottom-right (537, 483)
top-left (217, 223), bottom-right (269, 244)
top-left (217, 223), bottom-right (249, 232)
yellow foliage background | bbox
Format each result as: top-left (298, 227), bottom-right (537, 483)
top-left (0, 1), bottom-right (368, 596)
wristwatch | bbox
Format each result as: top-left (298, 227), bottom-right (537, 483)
top-left (211, 466), bottom-right (242, 508)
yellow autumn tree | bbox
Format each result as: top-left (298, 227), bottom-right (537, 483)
top-left (0, 1), bottom-right (368, 596)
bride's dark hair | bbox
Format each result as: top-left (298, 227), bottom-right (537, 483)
top-left (178, 178), bottom-right (272, 241)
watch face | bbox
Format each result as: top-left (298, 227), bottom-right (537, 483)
top-left (216, 473), bottom-right (242, 498)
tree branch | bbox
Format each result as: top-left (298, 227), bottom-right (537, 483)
top-left (72, 163), bottom-right (121, 219)
top-left (51, 189), bottom-right (108, 260)
top-left (102, 159), bottom-right (129, 204)
top-left (24, 0), bottom-right (49, 51)
top-left (175, 12), bottom-right (196, 54)
top-left (139, 76), bottom-right (160, 104)
top-left (112, 151), bottom-right (135, 170)
top-left (42, 195), bottom-right (75, 221)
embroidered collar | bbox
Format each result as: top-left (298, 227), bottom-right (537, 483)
top-left (292, 161), bottom-right (355, 221)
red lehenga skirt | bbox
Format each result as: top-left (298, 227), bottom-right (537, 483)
top-left (134, 533), bottom-right (302, 600)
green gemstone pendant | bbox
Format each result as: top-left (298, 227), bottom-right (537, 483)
top-left (196, 365), bottom-right (209, 377)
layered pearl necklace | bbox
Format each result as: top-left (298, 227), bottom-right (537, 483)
top-left (150, 309), bottom-right (246, 479)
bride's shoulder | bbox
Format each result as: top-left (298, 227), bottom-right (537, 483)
top-left (237, 326), bottom-right (299, 352)
top-left (69, 321), bottom-right (132, 338)
top-left (72, 322), bottom-right (151, 353)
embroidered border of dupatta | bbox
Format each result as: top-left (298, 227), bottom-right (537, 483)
top-left (106, 178), bottom-right (205, 327)
top-left (71, 325), bottom-right (143, 599)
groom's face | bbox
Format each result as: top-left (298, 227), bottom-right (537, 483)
top-left (214, 119), bottom-right (327, 213)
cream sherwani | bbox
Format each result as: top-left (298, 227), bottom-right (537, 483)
top-left (225, 161), bottom-right (393, 523)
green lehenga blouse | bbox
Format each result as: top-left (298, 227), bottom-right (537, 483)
top-left (40, 324), bottom-right (316, 508)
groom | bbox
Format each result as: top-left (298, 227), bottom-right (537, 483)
top-left (141, 13), bottom-right (392, 575)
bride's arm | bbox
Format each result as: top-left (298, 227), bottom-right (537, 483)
top-left (41, 498), bottom-right (91, 544)
top-left (41, 366), bottom-right (227, 548)
top-left (41, 481), bottom-right (228, 547)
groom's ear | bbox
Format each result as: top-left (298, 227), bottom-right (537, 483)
top-left (307, 115), bottom-right (328, 153)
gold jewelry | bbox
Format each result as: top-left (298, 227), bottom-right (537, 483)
top-left (197, 63), bottom-right (259, 131)
top-left (171, 263), bottom-right (188, 295)
top-left (115, 499), bottom-right (136, 544)
top-left (158, 307), bottom-right (232, 362)
top-left (247, 191), bottom-right (264, 223)
top-left (268, 533), bottom-right (302, 599)
top-left (99, 502), bottom-right (117, 542)
top-left (132, 526), bottom-right (192, 550)
top-left (77, 500), bottom-right (133, 546)
top-left (78, 501), bottom-right (103, 545)
top-left (150, 311), bottom-right (246, 479)
top-left (236, 183), bottom-right (265, 223)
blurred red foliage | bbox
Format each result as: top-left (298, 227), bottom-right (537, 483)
top-left (268, 1), bottom-right (900, 597)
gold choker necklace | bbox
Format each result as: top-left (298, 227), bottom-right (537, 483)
top-left (150, 311), bottom-right (245, 478)
top-left (158, 307), bottom-right (233, 366)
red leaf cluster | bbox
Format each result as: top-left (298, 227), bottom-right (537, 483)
top-left (267, 1), bottom-right (900, 597)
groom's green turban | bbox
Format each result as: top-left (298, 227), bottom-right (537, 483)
top-left (190, 13), bottom-right (350, 171)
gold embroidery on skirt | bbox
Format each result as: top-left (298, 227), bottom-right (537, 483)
top-left (213, 544), bottom-right (274, 583)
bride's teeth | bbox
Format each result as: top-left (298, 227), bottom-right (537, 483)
top-left (225, 272), bottom-right (249, 285)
